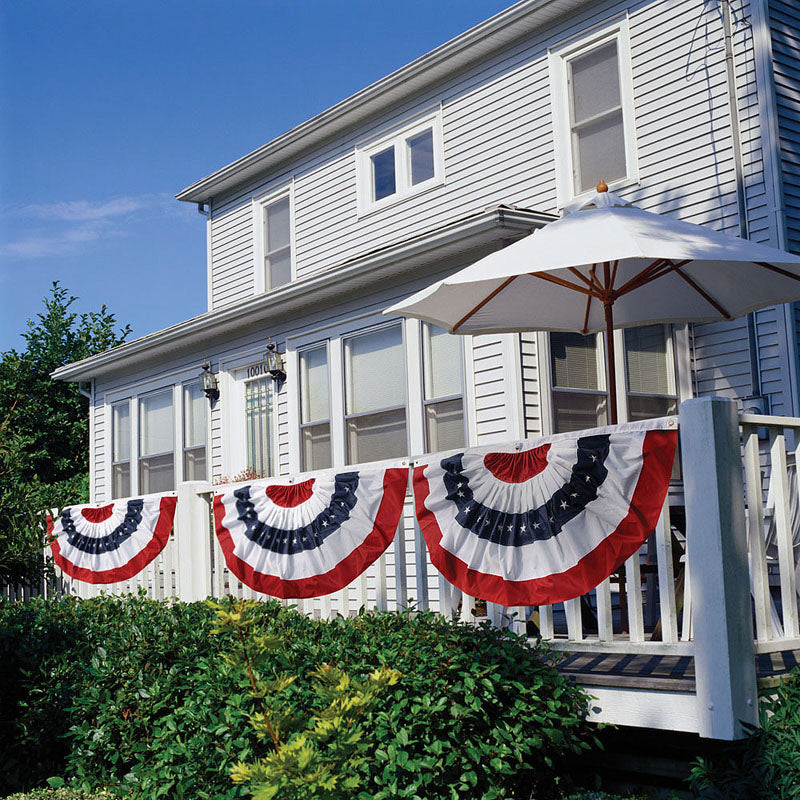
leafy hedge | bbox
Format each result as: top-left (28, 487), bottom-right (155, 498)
top-left (1, 594), bottom-right (596, 799)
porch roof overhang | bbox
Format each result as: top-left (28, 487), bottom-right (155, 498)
top-left (176, 0), bottom-right (589, 204)
top-left (51, 205), bottom-right (553, 383)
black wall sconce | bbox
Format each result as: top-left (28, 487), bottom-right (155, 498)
top-left (265, 340), bottom-right (286, 384)
top-left (199, 360), bottom-right (220, 402)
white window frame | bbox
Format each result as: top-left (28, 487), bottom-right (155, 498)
top-left (355, 109), bottom-right (445, 216)
top-left (549, 18), bottom-right (638, 209)
top-left (104, 366), bottom-right (205, 499)
top-left (252, 182), bottom-right (295, 295)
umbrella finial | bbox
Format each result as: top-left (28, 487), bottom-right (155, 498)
top-left (596, 179), bottom-right (608, 193)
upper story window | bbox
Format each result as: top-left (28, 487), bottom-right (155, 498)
top-left (344, 324), bottom-right (408, 463)
top-left (356, 111), bottom-right (444, 214)
top-left (422, 323), bottom-right (466, 452)
top-left (299, 345), bottom-right (332, 471)
top-left (550, 20), bottom-right (637, 205)
top-left (253, 187), bottom-right (294, 294)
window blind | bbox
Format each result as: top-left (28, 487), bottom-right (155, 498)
top-left (300, 346), bottom-right (329, 424)
top-left (112, 401), bottom-right (130, 462)
top-left (550, 332), bottom-right (602, 390)
top-left (183, 383), bottom-right (206, 449)
top-left (625, 325), bottom-right (672, 395)
top-left (345, 326), bottom-right (406, 414)
top-left (139, 389), bottom-right (173, 457)
top-left (424, 324), bottom-right (463, 400)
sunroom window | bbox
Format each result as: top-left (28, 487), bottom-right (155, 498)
top-left (422, 323), bottom-right (465, 452)
top-left (299, 345), bottom-right (332, 471)
top-left (344, 325), bottom-right (408, 463)
top-left (139, 388), bottom-right (174, 494)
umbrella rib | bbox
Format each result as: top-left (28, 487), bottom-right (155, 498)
top-left (670, 263), bottom-right (732, 319)
top-left (452, 275), bottom-right (517, 332)
top-left (529, 272), bottom-right (597, 297)
top-left (568, 266), bottom-right (604, 293)
top-left (756, 262), bottom-right (800, 282)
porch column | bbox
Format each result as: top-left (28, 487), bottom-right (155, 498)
top-left (175, 480), bottom-right (213, 602)
top-left (679, 397), bottom-right (758, 739)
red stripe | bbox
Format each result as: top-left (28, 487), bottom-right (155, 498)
top-left (213, 468), bottom-right (408, 599)
top-left (50, 497), bottom-right (177, 585)
top-left (80, 504), bottom-right (115, 523)
top-left (483, 445), bottom-right (551, 483)
top-left (266, 478), bottom-right (316, 508)
top-left (414, 430), bottom-right (676, 606)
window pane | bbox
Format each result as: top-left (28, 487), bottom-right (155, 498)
top-left (300, 346), bottom-right (329, 424)
top-left (267, 246), bottom-right (292, 289)
top-left (301, 423), bottom-right (332, 471)
top-left (408, 129), bottom-right (435, 185)
top-left (424, 324), bottom-right (462, 400)
top-left (140, 389), bottom-right (173, 457)
top-left (245, 378), bottom-right (275, 478)
top-left (112, 401), bottom-right (130, 462)
top-left (425, 398), bottom-right (465, 453)
top-left (112, 463), bottom-right (130, 499)
top-left (183, 383), bottom-right (206, 449)
top-left (569, 40), bottom-right (621, 124)
top-left (265, 196), bottom-right (290, 252)
top-left (574, 110), bottom-right (626, 193)
top-left (345, 326), bottom-right (406, 414)
top-left (628, 394), bottom-right (677, 422)
top-left (183, 446), bottom-right (207, 482)
top-left (372, 146), bottom-right (396, 201)
top-left (551, 332), bottom-right (602, 390)
top-left (347, 407), bottom-right (407, 464)
top-left (139, 453), bottom-right (174, 494)
top-left (625, 325), bottom-right (672, 395)
top-left (552, 391), bottom-right (608, 433)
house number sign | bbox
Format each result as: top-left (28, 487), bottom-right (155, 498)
top-left (245, 363), bottom-right (267, 379)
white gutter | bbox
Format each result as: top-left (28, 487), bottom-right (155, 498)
top-left (175, 0), bottom-right (589, 204)
top-left (52, 206), bottom-right (552, 382)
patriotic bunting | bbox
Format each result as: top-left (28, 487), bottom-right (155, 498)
top-left (413, 418), bottom-right (677, 607)
top-left (213, 463), bottom-right (408, 598)
top-left (47, 496), bottom-right (177, 584)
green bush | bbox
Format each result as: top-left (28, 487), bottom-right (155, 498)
top-left (688, 670), bottom-right (800, 799)
top-left (4, 789), bottom-right (110, 800)
top-left (1, 595), bottom-right (595, 799)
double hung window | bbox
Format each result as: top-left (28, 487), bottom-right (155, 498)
top-left (111, 400), bottom-right (131, 499)
top-left (344, 325), bottom-right (408, 463)
top-left (550, 332), bottom-right (608, 433)
top-left (256, 190), bottom-right (293, 293)
top-left (624, 325), bottom-right (678, 419)
top-left (422, 324), bottom-right (465, 452)
top-left (139, 388), bottom-right (174, 494)
top-left (245, 378), bottom-right (277, 478)
top-left (182, 382), bottom-right (207, 481)
top-left (299, 346), bottom-right (332, 471)
top-left (551, 22), bottom-right (636, 203)
top-left (357, 112), bottom-right (444, 213)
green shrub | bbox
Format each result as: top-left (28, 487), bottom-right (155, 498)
top-left (688, 670), bottom-right (800, 799)
top-left (4, 789), bottom-right (110, 800)
top-left (1, 595), bottom-right (595, 799)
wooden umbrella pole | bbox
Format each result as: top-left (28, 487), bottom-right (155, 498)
top-left (604, 300), bottom-right (618, 425)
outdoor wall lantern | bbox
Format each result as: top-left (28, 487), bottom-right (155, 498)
top-left (199, 360), bottom-right (220, 402)
top-left (264, 339), bottom-right (286, 384)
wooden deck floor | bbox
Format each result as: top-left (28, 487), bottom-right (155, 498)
top-left (555, 648), bottom-right (799, 692)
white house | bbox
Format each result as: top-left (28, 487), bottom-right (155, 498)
top-left (46, 0), bottom-right (800, 739)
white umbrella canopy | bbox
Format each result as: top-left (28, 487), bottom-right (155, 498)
top-left (385, 183), bottom-right (800, 422)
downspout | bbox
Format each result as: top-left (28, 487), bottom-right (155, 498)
top-left (722, 0), bottom-right (765, 411)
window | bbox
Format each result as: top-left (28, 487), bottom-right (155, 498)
top-left (550, 21), bottom-right (636, 203)
top-left (299, 345), bottom-right (332, 471)
top-left (139, 388), bottom-right (174, 494)
top-left (183, 383), bottom-right (207, 481)
top-left (245, 378), bottom-right (277, 477)
top-left (625, 325), bottom-right (678, 420)
top-left (111, 400), bottom-right (131, 499)
top-left (253, 189), bottom-right (293, 294)
top-left (422, 324), bottom-right (465, 452)
top-left (356, 112), bottom-right (444, 213)
top-left (550, 332), bottom-right (608, 433)
top-left (344, 325), bottom-right (408, 463)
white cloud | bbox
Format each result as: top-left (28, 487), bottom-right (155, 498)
top-left (0, 192), bottom-right (196, 260)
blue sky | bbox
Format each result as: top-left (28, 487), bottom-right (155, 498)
top-left (0, 0), bottom-right (515, 352)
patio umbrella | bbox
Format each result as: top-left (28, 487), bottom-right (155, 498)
top-left (385, 182), bottom-right (800, 423)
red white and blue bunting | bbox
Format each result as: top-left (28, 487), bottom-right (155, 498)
top-left (213, 463), bottom-right (408, 598)
top-left (47, 496), bottom-right (177, 584)
top-left (413, 418), bottom-right (677, 607)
